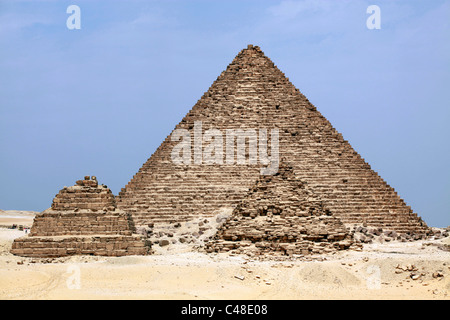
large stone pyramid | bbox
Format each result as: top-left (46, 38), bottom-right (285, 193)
top-left (117, 45), bottom-right (428, 235)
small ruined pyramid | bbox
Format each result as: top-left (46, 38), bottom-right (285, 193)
top-left (11, 176), bottom-right (151, 258)
top-left (206, 162), bottom-right (358, 256)
top-left (117, 45), bottom-right (428, 235)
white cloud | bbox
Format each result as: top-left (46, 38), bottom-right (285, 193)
top-left (0, 12), bottom-right (54, 35)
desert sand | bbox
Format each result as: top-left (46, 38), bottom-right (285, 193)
top-left (0, 215), bottom-right (448, 300)
top-left (0, 210), bottom-right (36, 229)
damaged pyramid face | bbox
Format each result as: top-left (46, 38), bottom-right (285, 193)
top-left (11, 176), bottom-right (151, 258)
top-left (117, 44), bottom-right (428, 236)
top-left (206, 163), bottom-right (359, 256)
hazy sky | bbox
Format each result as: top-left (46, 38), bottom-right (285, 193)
top-left (0, 0), bottom-right (449, 227)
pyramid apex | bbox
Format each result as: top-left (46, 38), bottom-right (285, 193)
top-left (245, 44), bottom-right (261, 51)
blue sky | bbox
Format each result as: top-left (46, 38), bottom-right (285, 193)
top-left (0, 0), bottom-right (449, 227)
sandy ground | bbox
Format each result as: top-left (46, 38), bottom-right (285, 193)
top-left (0, 226), bottom-right (448, 300)
top-left (0, 210), bottom-right (36, 228)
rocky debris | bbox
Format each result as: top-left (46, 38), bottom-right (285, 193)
top-left (348, 225), bottom-right (446, 244)
top-left (10, 177), bottom-right (151, 258)
top-left (394, 264), bottom-right (446, 283)
top-left (432, 271), bottom-right (444, 278)
top-left (395, 264), bottom-right (418, 272)
top-left (136, 225), bottom-right (153, 238)
top-left (135, 211), bottom-right (232, 251)
top-left (159, 239), bottom-right (170, 247)
top-left (410, 273), bottom-right (423, 281)
top-left (428, 227), bottom-right (449, 240)
top-left (421, 238), bottom-right (450, 252)
top-left (206, 164), bottom-right (360, 256)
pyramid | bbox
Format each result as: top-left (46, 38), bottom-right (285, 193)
top-left (117, 45), bottom-right (428, 235)
top-left (11, 176), bottom-right (151, 258)
top-left (206, 163), bottom-right (358, 256)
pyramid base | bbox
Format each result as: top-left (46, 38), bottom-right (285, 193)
top-left (205, 214), bottom-right (362, 256)
top-left (340, 212), bottom-right (430, 235)
top-left (206, 239), bottom-right (361, 256)
top-left (10, 234), bottom-right (151, 258)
